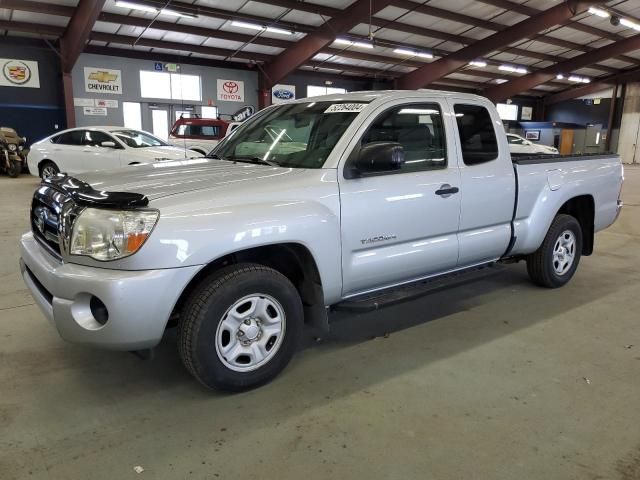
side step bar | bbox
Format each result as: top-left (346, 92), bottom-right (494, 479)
top-left (333, 263), bottom-right (500, 313)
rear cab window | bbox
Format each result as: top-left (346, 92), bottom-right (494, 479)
top-left (453, 104), bottom-right (499, 166)
top-left (171, 120), bottom-right (226, 140)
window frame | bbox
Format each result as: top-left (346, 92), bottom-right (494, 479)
top-left (345, 101), bottom-right (448, 178)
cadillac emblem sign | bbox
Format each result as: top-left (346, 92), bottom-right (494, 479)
top-left (3, 60), bottom-right (31, 85)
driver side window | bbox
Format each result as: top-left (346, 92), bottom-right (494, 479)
top-left (361, 103), bottom-right (447, 173)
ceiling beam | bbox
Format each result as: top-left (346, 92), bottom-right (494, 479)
top-left (389, 0), bottom-right (612, 57)
top-left (0, 0), bottom-right (74, 16)
top-left (254, 0), bottom-right (621, 73)
top-left (396, 0), bottom-right (600, 90)
top-left (89, 32), bottom-right (273, 62)
top-left (4, 0), bottom-right (622, 77)
top-left (484, 33), bottom-right (640, 102)
top-left (544, 67), bottom-right (640, 105)
top-left (0, 19), bottom-right (63, 36)
top-left (475, 0), bottom-right (640, 67)
top-left (98, 12), bottom-right (292, 48)
top-left (259, 0), bottom-right (393, 89)
top-left (60, 0), bottom-right (106, 72)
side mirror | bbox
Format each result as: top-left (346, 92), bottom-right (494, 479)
top-left (524, 140), bottom-right (533, 146)
top-left (101, 141), bottom-right (116, 148)
top-left (345, 141), bottom-right (405, 179)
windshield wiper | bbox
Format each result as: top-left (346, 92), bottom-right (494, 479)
top-left (228, 156), bottom-right (279, 167)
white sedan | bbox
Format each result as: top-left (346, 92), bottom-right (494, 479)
top-left (28, 127), bottom-right (199, 179)
top-left (507, 133), bottom-right (559, 155)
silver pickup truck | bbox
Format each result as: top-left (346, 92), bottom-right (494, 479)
top-left (20, 91), bottom-right (623, 391)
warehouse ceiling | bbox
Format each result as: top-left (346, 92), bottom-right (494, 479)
top-left (1, 0), bottom-right (640, 100)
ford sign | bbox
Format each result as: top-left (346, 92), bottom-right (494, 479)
top-left (273, 89), bottom-right (294, 100)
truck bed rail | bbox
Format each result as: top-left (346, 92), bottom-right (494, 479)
top-left (511, 152), bottom-right (617, 165)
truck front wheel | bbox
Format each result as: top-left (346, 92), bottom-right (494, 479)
top-left (178, 263), bottom-right (303, 391)
top-left (526, 214), bottom-right (583, 288)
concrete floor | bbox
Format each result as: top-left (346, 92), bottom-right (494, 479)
top-left (1, 168), bottom-right (639, 480)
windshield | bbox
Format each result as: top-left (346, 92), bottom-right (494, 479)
top-left (212, 101), bottom-right (369, 168)
top-left (112, 129), bottom-right (168, 148)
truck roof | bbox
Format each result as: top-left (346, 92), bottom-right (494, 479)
top-left (287, 89), bottom-right (489, 104)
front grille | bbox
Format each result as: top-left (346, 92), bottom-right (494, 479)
top-left (31, 185), bottom-right (74, 258)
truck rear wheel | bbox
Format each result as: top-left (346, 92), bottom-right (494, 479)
top-left (178, 263), bottom-right (303, 391)
top-left (526, 214), bottom-right (582, 288)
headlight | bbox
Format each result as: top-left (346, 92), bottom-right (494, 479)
top-left (8, 143), bottom-right (16, 151)
top-left (70, 208), bottom-right (159, 261)
top-left (18, 145), bottom-right (23, 151)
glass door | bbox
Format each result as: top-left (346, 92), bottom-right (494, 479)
top-left (151, 109), bottom-right (169, 140)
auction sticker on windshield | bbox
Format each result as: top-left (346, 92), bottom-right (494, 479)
top-left (324, 103), bottom-right (367, 113)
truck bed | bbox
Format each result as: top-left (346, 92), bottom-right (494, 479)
top-left (509, 152), bottom-right (622, 256)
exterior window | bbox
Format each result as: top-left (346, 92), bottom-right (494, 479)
top-left (139, 71), bottom-right (201, 101)
top-left (123, 102), bottom-right (142, 130)
top-left (307, 85), bottom-right (347, 97)
top-left (201, 106), bottom-right (219, 118)
top-left (55, 130), bottom-right (85, 145)
top-left (361, 103), bottom-right (447, 173)
top-left (453, 104), bottom-right (499, 166)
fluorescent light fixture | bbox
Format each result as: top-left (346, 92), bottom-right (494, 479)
top-left (265, 26), bottom-right (293, 35)
top-left (231, 21), bottom-right (263, 31)
top-left (335, 38), bottom-right (373, 48)
top-left (568, 75), bottom-right (591, 83)
top-left (499, 64), bottom-right (528, 74)
top-left (352, 40), bottom-right (374, 49)
top-left (231, 20), bottom-right (292, 35)
top-left (393, 48), bottom-right (433, 59)
top-left (620, 18), bottom-right (640, 32)
top-left (495, 79), bottom-right (508, 84)
top-left (115, 1), bottom-right (158, 13)
top-left (588, 7), bottom-right (610, 18)
top-left (469, 60), bottom-right (487, 67)
top-left (160, 8), bottom-right (197, 18)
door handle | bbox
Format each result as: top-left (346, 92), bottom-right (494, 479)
top-left (435, 184), bottom-right (459, 197)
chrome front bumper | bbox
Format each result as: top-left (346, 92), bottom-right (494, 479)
top-left (20, 232), bottom-right (201, 350)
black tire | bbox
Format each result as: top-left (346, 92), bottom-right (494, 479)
top-left (39, 161), bottom-right (59, 179)
top-left (178, 263), bottom-right (303, 391)
top-left (526, 214), bottom-right (582, 288)
top-left (7, 160), bottom-right (21, 178)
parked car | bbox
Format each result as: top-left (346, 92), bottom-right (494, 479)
top-left (20, 91), bottom-right (623, 391)
top-left (28, 127), bottom-right (196, 179)
top-left (507, 133), bottom-right (559, 155)
top-left (168, 116), bottom-right (229, 155)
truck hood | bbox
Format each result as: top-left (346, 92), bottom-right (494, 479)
top-left (77, 158), bottom-right (305, 201)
